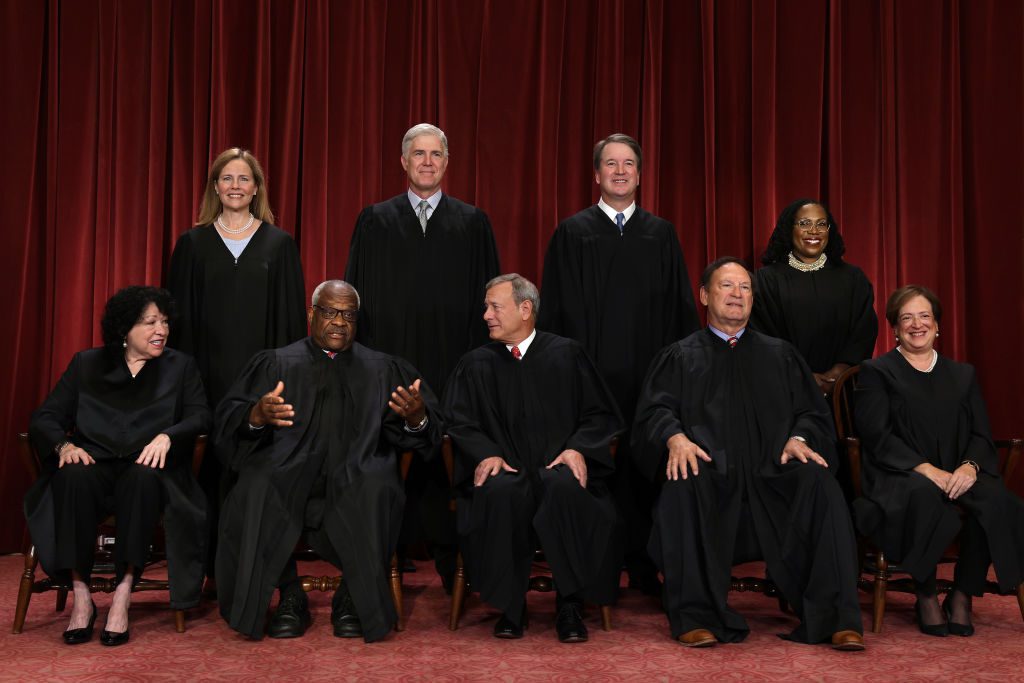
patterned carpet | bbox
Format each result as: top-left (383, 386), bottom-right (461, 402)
top-left (1, 555), bottom-right (1022, 682)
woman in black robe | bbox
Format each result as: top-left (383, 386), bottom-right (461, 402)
top-left (25, 287), bottom-right (210, 646)
top-left (166, 148), bottom-right (307, 571)
top-left (750, 198), bottom-right (877, 397)
top-left (855, 285), bottom-right (1024, 636)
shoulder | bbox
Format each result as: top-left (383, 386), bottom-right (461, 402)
top-left (861, 350), bottom-right (901, 378)
top-left (937, 354), bottom-right (976, 383)
top-left (257, 223), bottom-right (296, 244)
top-left (356, 195), bottom-right (406, 223)
top-left (532, 330), bottom-right (581, 356)
top-left (440, 195), bottom-right (485, 217)
top-left (744, 329), bottom-right (803, 360)
top-left (557, 206), bottom-right (602, 230)
top-left (633, 207), bottom-right (675, 233)
top-left (173, 225), bottom-right (214, 249)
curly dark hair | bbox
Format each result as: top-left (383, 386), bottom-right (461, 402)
top-left (100, 286), bottom-right (177, 354)
top-left (760, 198), bottom-right (846, 265)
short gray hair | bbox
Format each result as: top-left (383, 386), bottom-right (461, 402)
top-left (402, 123), bottom-right (449, 158)
top-left (311, 279), bottom-right (361, 309)
top-left (485, 273), bottom-right (540, 318)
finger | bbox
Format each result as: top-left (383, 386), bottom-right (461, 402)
top-left (392, 387), bottom-right (411, 402)
top-left (501, 462), bottom-right (518, 473)
top-left (387, 399), bottom-right (405, 415)
top-left (270, 418), bottom-right (294, 427)
top-left (667, 458), bottom-right (678, 481)
top-left (793, 449), bottom-right (809, 464)
top-left (270, 380), bottom-right (285, 397)
top-left (810, 452), bottom-right (829, 468)
top-left (780, 452), bottom-right (791, 465)
top-left (410, 379), bottom-right (422, 394)
top-left (687, 452), bottom-right (699, 478)
top-left (155, 451), bottom-right (166, 469)
top-left (696, 447), bottom-right (712, 462)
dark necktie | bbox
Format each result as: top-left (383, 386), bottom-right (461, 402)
top-left (511, 345), bottom-right (522, 360)
top-left (615, 212), bottom-right (625, 235)
top-left (727, 336), bottom-right (738, 349)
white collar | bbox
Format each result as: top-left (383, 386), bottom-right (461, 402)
top-left (505, 328), bottom-right (537, 358)
top-left (407, 188), bottom-right (442, 211)
top-left (597, 198), bottom-right (636, 226)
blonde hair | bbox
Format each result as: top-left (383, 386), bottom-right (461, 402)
top-left (195, 148), bottom-right (275, 225)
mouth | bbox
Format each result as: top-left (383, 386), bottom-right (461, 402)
top-left (226, 193), bottom-right (246, 199)
top-left (149, 339), bottom-right (165, 347)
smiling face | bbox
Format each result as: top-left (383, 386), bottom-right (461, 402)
top-left (124, 302), bottom-right (169, 361)
top-left (215, 159), bottom-right (257, 213)
top-left (895, 294), bottom-right (938, 353)
top-left (700, 262), bottom-right (753, 333)
top-left (482, 282), bottom-right (533, 345)
top-left (594, 142), bottom-right (639, 207)
top-left (308, 284), bottom-right (359, 352)
top-left (790, 203), bottom-right (830, 263)
top-left (401, 134), bottom-right (448, 198)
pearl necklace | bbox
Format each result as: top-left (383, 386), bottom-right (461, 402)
top-left (787, 251), bottom-right (827, 272)
top-left (216, 212), bottom-right (255, 235)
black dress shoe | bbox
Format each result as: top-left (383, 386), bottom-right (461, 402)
top-left (267, 590), bottom-right (312, 638)
top-left (555, 601), bottom-right (588, 643)
top-left (914, 599), bottom-right (948, 637)
top-left (493, 609), bottom-right (526, 639)
top-left (942, 594), bottom-right (975, 637)
top-left (331, 581), bottom-right (363, 638)
top-left (100, 628), bottom-right (130, 647)
top-left (63, 601), bottom-right (97, 645)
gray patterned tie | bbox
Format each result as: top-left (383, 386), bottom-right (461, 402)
top-left (417, 200), bottom-right (430, 233)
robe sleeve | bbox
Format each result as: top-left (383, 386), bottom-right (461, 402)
top-left (166, 231), bottom-right (198, 355)
top-left (854, 363), bottom-right (926, 471)
top-left (538, 225), bottom-right (576, 337)
top-left (29, 352), bottom-right (82, 464)
top-left (163, 354), bottom-right (212, 445)
top-left (269, 233), bottom-right (308, 348)
top-left (344, 207), bottom-right (376, 350)
top-left (442, 358), bottom-right (506, 470)
top-left (784, 348), bottom-right (838, 466)
top-left (213, 350), bottom-right (277, 471)
top-left (836, 267), bottom-right (878, 366)
top-left (962, 367), bottom-right (999, 475)
top-left (379, 359), bottom-right (442, 457)
top-left (664, 226), bottom-right (700, 341)
top-left (631, 344), bottom-right (688, 482)
top-left (564, 345), bottom-right (622, 477)
top-left (749, 268), bottom-right (784, 339)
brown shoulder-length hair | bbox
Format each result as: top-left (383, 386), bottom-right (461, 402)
top-left (195, 148), bottom-right (275, 226)
top-left (884, 285), bottom-right (943, 328)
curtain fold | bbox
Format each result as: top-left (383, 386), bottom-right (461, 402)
top-left (1, 0), bottom-right (1021, 551)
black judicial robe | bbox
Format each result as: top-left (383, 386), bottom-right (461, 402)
top-left (443, 332), bottom-right (624, 619)
top-left (214, 339), bottom-right (441, 642)
top-left (633, 329), bottom-right (860, 643)
top-left (854, 350), bottom-right (1024, 589)
top-left (346, 194), bottom-right (500, 394)
top-left (24, 348), bottom-right (210, 608)
top-left (167, 223), bottom-right (307, 407)
top-left (538, 206), bottom-right (700, 421)
top-left (750, 261), bottom-right (877, 374)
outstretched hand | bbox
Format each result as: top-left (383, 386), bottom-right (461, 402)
top-left (474, 456), bottom-right (518, 487)
top-left (666, 433), bottom-right (712, 480)
top-left (388, 378), bottom-right (426, 428)
top-left (136, 433), bottom-right (170, 469)
top-left (547, 449), bottom-right (587, 488)
top-left (780, 438), bottom-right (829, 467)
top-left (248, 381), bottom-right (295, 428)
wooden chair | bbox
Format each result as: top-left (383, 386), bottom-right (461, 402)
top-left (831, 365), bottom-right (1024, 632)
top-left (294, 450), bottom-right (414, 632)
top-left (12, 433), bottom-right (207, 634)
top-left (443, 436), bottom-right (614, 632)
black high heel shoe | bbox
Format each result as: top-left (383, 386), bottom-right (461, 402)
top-left (914, 599), bottom-right (948, 637)
top-left (63, 600), bottom-right (97, 645)
top-left (942, 594), bottom-right (975, 637)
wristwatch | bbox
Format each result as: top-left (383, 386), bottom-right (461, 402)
top-left (54, 440), bottom-right (72, 456)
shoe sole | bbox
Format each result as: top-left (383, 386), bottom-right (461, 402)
top-left (678, 638), bottom-right (716, 648)
top-left (832, 642), bottom-right (865, 651)
top-left (559, 635), bottom-right (589, 643)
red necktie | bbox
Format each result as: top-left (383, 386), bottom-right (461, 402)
top-left (511, 345), bottom-right (521, 360)
top-left (727, 336), bottom-right (738, 349)
top-left (326, 351), bottom-right (337, 359)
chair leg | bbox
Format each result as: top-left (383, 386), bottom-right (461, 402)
top-left (175, 609), bottom-right (186, 633)
top-left (389, 554), bottom-right (404, 632)
top-left (1016, 582), bottom-right (1024, 623)
top-left (448, 553), bottom-right (467, 631)
top-left (56, 588), bottom-right (68, 613)
top-left (872, 553), bottom-right (888, 634)
top-left (600, 605), bottom-right (612, 632)
top-left (12, 546), bottom-right (38, 634)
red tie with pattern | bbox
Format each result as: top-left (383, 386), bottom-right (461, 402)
top-left (327, 351), bottom-right (337, 359)
top-left (727, 336), bottom-right (738, 349)
top-left (511, 345), bottom-right (522, 360)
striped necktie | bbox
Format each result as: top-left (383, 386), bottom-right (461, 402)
top-left (727, 336), bottom-right (738, 349)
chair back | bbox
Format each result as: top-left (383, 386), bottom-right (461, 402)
top-left (830, 365), bottom-right (863, 498)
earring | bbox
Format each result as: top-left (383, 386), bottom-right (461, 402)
top-left (936, 331), bottom-right (939, 337)
top-left (122, 338), bottom-right (127, 349)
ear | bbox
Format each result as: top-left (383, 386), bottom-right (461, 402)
top-left (401, 155), bottom-right (410, 172)
top-left (306, 307), bottom-right (315, 328)
top-left (520, 300), bottom-right (534, 321)
top-left (699, 287), bottom-right (709, 307)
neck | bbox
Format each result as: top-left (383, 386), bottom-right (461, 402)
top-left (898, 344), bottom-right (934, 361)
top-left (504, 327), bottom-right (534, 347)
top-left (410, 187), bottom-right (439, 200)
top-left (220, 207), bottom-right (253, 224)
top-left (601, 195), bottom-right (634, 212)
top-left (710, 321), bottom-right (746, 336)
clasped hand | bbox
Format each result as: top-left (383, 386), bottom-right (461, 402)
top-left (916, 462), bottom-right (977, 500)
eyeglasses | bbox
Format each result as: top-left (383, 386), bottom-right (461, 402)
top-left (313, 305), bottom-right (358, 322)
top-left (794, 219), bottom-right (830, 231)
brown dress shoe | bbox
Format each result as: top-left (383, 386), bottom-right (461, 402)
top-left (831, 630), bottom-right (865, 651)
top-left (677, 628), bottom-right (716, 648)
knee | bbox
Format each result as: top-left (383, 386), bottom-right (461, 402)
top-left (474, 472), bottom-right (528, 505)
top-left (50, 462), bottom-right (98, 490)
top-left (120, 463), bottom-right (165, 494)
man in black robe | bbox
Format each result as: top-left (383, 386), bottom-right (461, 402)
top-left (632, 257), bottom-right (864, 650)
top-left (444, 274), bottom-right (622, 642)
top-left (214, 280), bottom-right (441, 642)
top-left (346, 123), bottom-right (500, 584)
top-left (539, 134), bottom-right (700, 593)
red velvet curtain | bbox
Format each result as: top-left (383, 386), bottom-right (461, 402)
top-left (1, 0), bottom-right (1021, 552)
